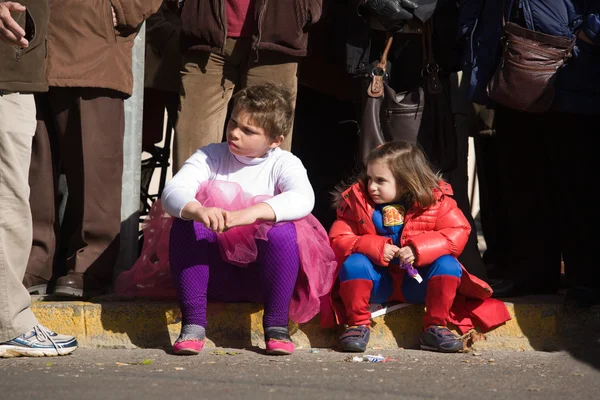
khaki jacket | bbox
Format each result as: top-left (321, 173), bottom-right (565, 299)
top-left (46, 0), bottom-right (162, 96)
top-left (0, 0), bottom-right (50, 93)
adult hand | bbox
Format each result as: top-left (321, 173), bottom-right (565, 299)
top-left (166, 0), bottom-right (182, 7)
top-left (362, 0), bottom-right (418, 33)
top-left (396, 245), bottom-right (416, 266)
top-left (578, 30), bottom-right (594, 45)
top-left (383, 243), bottom-right (401, 263)
top-left (0, 2), bottom-right (28, 47)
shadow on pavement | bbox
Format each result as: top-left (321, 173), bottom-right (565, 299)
top-left (509, 294), bottom-right (600, 371)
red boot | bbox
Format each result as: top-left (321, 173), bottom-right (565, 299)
top-left (420, 275), bottom-right (463, 353)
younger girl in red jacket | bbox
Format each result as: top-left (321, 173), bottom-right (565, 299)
top-left (329, 141), bottom-right (508, 353)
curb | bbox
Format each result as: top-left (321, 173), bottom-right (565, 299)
top-left (31, 295), bottom-right (597, 352)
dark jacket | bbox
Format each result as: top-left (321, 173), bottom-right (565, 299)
top-left (459, 0), bottom-right (600, 114)
top-left (0, 0), bottom-right (50, 93)
top-left (180, 0), bottom-right (323, 56)
top-left (344, 0), bottom-right (460, 77)
top-left (144, 2), bottom-right (182, 93)
top-left (45, 0), bottom-right (162, 97)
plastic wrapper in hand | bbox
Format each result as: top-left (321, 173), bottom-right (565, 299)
top-left (115, 180), bottom-right (338, 323)
top-left (400, 260), bottom-right (422, 283)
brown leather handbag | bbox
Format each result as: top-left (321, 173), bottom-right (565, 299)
top-left (359, 24), bottom-right (457, 173)
top-left (486, 20), bottom-right (575, 113)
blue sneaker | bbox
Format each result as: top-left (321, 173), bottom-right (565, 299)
top-left (0, 325), bottom-right (78, 358)
top-left (338, 325), bottom-right (370, 352)
top-left (420, 325), bottom-right (464, 353)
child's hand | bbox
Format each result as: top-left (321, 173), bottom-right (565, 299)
top-left (198, 207), bottom-right (230, 233)
top-left (224, 203), bottom-right (276, 230)
top-left (383, 244), bottom-right (401, 263)
top-left (225, 209), bottom-right (258, 230)
top-left (396, 245), bottom-right (416, 265)
top-left (182, 201), bottom-right (229, 233)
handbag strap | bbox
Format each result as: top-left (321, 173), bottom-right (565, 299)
top-left (421, 20), bottom-right (442, 94)
top-left (367, 20), bottom-right (438, 98)
top-left (367, 33), bottom-right (394, 98)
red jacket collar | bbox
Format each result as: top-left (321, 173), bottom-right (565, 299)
top-left (340, 180), bottom-right (453, 214)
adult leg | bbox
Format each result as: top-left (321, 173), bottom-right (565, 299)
top-left (50, 88), bottom-right (125, 297)
top-left (141, 88), bottom-right (167, 153)
top-left (471, 102), bottom-right (500, 268)
top-left (174, 38), bottom-right (243, 171)
top-left (492, 106), bottom-right (561, 296)
top-left (448, 72), bottom-right (487, 280)
top-left (24, 93), bottom-right (60, 293)
top-left (558, 113), bottom-right (599, 306)
top-left (0, 93), bottom-right (78, 357)
top-left (0, 93), bottom-right (38, 341)
top-left (242, 51), bottom-right (298, 152)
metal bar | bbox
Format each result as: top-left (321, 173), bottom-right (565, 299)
top-left (114, 23), bottom-right (145, 281)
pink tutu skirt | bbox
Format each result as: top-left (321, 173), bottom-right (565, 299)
top-left (115, 180), bottom-right (338, 323)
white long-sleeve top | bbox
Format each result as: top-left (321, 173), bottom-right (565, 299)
top-left (161, 143), bottom-right (315, 222)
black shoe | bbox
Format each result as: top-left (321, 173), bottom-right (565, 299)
top-left (420, 325), bottom-right (464, 353)
top-left (490, 279), bottom-right (523, 298)
top-left (22, 273), bottom-right (49, 295)
top-left (565, 286), bottom-right (600, 309)
top-left (53, 272), bottom-right (107, 298)
top-left (338, 325), bottom-right (370, 353)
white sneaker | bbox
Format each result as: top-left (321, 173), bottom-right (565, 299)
top-left (0, 325), bottom-right (78, 358)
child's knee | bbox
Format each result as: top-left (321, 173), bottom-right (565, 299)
top-left (430, 255), bottom-right (462, 278)
top-left (192, 221), bottom-right (218, 242)
top-left (339, 254), bottom-right (375, 282)
top-left (170, 219), bottom-right (217, 252)
top-left (266, 222), bottom-right (297, 243)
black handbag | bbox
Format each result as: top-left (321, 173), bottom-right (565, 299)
top-left (359, 22), bottom-right (457, 173)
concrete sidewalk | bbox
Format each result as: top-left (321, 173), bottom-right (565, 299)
top-left (30, 294), bottom-right (599, 353)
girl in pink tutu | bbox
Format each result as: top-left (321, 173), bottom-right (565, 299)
top-left (117, 83), bottom-right (336, 356)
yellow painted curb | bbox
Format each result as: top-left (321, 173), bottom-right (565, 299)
top-left (31, 300), bottom-right (570, 351)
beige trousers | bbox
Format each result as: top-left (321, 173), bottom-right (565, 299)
top-left (174, 37), bottom-right (298, 171)
top-left (0, 93), bottom-right (38, 341)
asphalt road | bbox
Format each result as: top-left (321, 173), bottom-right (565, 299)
top-left (1, 347), bottom-right (598, 400)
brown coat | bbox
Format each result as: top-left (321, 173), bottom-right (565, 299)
top-left (180, 0), bottom-right (322, 57)
top-left (0, 0), bottom-right (49, 93)
top-left (46, 0), bottom-right (162, 97)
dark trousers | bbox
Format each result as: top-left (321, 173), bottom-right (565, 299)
top-left (494, 105), bottom-right (598, 291)
top-left (141, 88), bottom-right (179, 153)
top-left (473, 131), bottom-right (500, 266)
top-left (26, 87), bottom-right (125, 283)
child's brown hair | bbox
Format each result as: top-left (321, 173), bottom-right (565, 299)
top-left (362, 141), bottom-right (443, 208)
top-left (232, 83), bottom-right (295, 141)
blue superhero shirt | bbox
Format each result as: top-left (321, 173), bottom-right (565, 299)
top-left (372, 203), bottom-right (406, 246)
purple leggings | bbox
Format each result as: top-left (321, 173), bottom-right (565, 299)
top-left (169, 219), bottom-right (300, 329)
